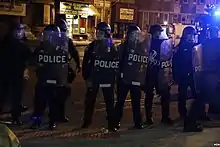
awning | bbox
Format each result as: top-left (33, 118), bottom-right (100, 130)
top-left (89, 5), bottom-right (100, 16)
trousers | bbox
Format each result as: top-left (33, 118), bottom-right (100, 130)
top-left (32, 82), bottom-right (68, 121)
top-left (145, 72), bottom-right (170, 120)
top-left (178, 75), bottom-right (196, 118)
top-left (0, 76), bottom-right (23, 119)
top-left (83, 84), bottom-right (115, 128)
top-left (115, 79), bottom-right (142, 126)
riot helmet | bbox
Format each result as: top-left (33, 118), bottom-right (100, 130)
top-left (41, 24), bottom-right (61, 47)
top-left (207, 26), bottom-right (219, 39)
top-left (96, 22), bottom-right (111, 40)
top-left (149, 24), bottom-right (163, 38)
top-left (126, 25), bottom-right (141, 42)
top-left (182, 26), bottom-right (197, 43)
top-left (57, 19), bottom-right (68, 33)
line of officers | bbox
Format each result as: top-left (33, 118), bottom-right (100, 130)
top-left (0, 19), bottom-right (215, 133)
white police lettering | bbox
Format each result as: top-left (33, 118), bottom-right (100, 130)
top-left (38, 54), bottom-right (67, 63)
top-left (94, 60), bottom-right (119, 69)
top-left (128, 53), bottom-right (148, 63)
top-left (161, 60), bottom-right (172, 68)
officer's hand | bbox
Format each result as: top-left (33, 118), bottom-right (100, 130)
top-left (23, 68), bottom-right (29, 80)
top-left (76, 66), bottom-right (81, 73)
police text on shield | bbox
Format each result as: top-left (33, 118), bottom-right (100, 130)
top-left (38, 54), bottom-right (67, 63)
top-left (94, 60), bottom-right (119, 69)
top-left (128, 53), bottom-right (148, 63)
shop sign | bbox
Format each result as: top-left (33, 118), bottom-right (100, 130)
top-left (60, 2), bottom-right (89, 14)
top-left (119, 8), bottom-right (134, 21)
top-left (0, 2), bottom-right (26, 16)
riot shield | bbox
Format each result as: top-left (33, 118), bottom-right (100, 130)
top-left (37, 32), bottom-right (69, 85)
top-left (120, 39), bottom-right (148, 87)
top-left (92, 39), bottom-right (119, 88)
top-left (158, 39), bottom-right (173, 88)
top-left (192, 44), bottom-right (202, 93)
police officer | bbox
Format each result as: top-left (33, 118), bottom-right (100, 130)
top-left (172, 26), bottom-right (198, 120)
top-left (0, 21), bottom-right (31, 125)
top-left (56, 19), bottom-right (81, 122)
top-left (114, 25), bottom-right (147, 129)
top-left (144, 24), bottom-right (173, 125)
top-left (183, 26), bottom-right (220, 132)
top-left (184, 26), bottom-right (220, 132)
top-left (30, 24), bottom-right (69, 129)
top-left (81, 22), bottom-right (118, 131)
top-left (206, 26), bottom-right (220, 115)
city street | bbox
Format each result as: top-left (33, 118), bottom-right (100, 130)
top-left (1, 71), bottom-right (207, 147)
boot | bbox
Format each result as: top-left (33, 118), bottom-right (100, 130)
top-left (21, 105), bottom-right (28, 112)
top-left (183, 123), bottom-right (203, 132)
top-left (57, 116), bottom-right (69, 123)
top-left (11, 117), bottom-right (23, 125)
top-left (144, 112), bottom-right (154, 126)
top-left (81, 121), bottom-right (91, 129)
top-left (30, 117), bottom-right (41, 129)
top-left (133, 123), bottom-right (144, 129)
top-left (48, 121), bottom-right (56, 130)
top-left (107, 120), bottom-right (117, 132)
top-left (161, 117), bottom-right (173, 125)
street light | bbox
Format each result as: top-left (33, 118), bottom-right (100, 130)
top-left (163, 21), bottom-right (168, 25)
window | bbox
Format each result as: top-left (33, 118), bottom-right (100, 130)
top-left (199, 0), bottom-right (205, 4)
top-left (183, 0), bottom-right (188, 4)
top-left (193, 0), bottom-right (197, 4)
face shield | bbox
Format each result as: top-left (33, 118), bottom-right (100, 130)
top-left (152, 30), bottom-right (162, 39)
top-left (207, 29), bottom-right (219, 39)
top-left (14, 27), bottom-right (25, 40)
top-left (96, 29), bottom-right (106, 40)
top-left (158, 29), bottom-right (169, 39)
top-left (128, 30), bottom-right (141, 42)
top-left (40, 30), bottom-right (62, 47)
top-left (186, 34), bottom-right (196, 43)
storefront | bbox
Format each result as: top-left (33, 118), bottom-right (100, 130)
top-left (111, 3), bottom-right (138, 39)
top-left (59, 1), bottom-right (99, 40)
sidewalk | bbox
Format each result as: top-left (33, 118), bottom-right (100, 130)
top-left (21, 123), bottom-right (220, 147)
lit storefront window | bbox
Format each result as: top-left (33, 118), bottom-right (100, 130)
top-left (60, 2), bottom-right (100, 40)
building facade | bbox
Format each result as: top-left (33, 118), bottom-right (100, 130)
top-left (136, 0), bottom-right (218, 31)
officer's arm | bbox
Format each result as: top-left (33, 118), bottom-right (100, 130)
top-left (23, 44), bottom-right (32, 67)
top-left (28, 46), bottom-right (40, 67)
top-left (68, 39), bottom-right (80, 68)
top-left (172, 46), bottom-right (180, 82)
top-left (82, 43), bottom-right (93, 80)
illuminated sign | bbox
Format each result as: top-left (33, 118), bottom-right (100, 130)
top-left (0, 2), bottom-right (26, 16)
top-left (119, 8), bottom-right (134, 21)
top-left (60, 2), bottom-right (89, 14)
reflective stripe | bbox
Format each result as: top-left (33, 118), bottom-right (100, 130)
top-left (46, 80), bottom-right (57, 84)
top-left (99, 84), bottom-right (111, 87)
top-left (132, 81), bottom-right (140, 86)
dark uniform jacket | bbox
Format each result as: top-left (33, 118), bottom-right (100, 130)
top-left (172, 40), bottom-right (196, 83)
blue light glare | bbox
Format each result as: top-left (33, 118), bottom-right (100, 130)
top-left (214, 11), bottom-right (220, 16)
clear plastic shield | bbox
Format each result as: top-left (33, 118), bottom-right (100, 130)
top-left (121, 39), bottom-right (149, 87)
top-left (192, 44), bottom-right (202, 92)
top-left (92, 39), bottom-right (119, 87)
top-left (40, 31), bottom-right (69, 52)
top-left (158, 39), bottom-right (173, 88)
top-left (37, 32), bottom-right (69, 85)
